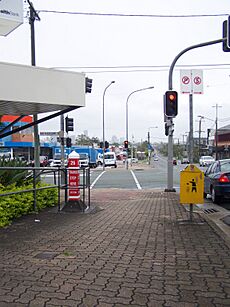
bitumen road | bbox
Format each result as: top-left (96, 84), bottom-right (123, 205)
top-left (0, 189), bottom-right (230, 307)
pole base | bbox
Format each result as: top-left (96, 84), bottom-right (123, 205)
top-left (62, 200), bottom-right (87, 212)
top-left (164, 188), bottom-right (176, 192)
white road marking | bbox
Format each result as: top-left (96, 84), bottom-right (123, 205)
top-left (90, 171), bottom-right (106, 189)
top-left (130, 170), bottom-right (142, 190)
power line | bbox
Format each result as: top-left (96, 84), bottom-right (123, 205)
top-left (53, 64), bottom-right (230, 69)
top-left (38, 10), bottom-right (228, 18)
top-left (52, 63), bottom-right (230, 74)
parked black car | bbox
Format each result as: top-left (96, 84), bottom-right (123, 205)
top-left (204, 159), bottom-right (230, 204)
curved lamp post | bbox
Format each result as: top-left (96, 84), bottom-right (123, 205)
top-left (125, 86), bottom-right (154, 169)
top-left (102, 81), bottom-right (115, 170)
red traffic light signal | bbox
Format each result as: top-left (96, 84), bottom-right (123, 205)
top-left (164, 91), bottom-right (178, 117)
top-left (124, 140), bottom-right (128, 149)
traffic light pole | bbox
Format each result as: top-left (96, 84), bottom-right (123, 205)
top-left (29, 1), bottom-right (40, 175)
top-left (166, 37), bottom-right (224, 192)
top-left (189, 93), bottom-right (194, 164)
top-left (60, 114), bottom-right (65, 185)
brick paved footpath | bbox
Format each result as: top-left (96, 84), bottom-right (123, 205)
top-left (0, 189), bottom-right (230, 307)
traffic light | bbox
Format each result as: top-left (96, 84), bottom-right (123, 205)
top-left (66, 137), bottom-right (72, 148)
top-left (228, 16), bottom-right (230, 48)
top-left (65, 117), bottom-right (74, 133)
top-left (105, 141), bottom-right (109, 149)
top-left (164, 91), bottom-right (178, 117)
top-left (165, 123), bottom-right (169, 136)
top-left (85, 77), bottom-right (93, 93)
top-left (223, 19), bottom-right (230, 52)
top-left (124, 140), bottom-right (128, 149)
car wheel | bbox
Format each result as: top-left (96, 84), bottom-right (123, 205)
top-left (211, 187), bottom-right (221, 204)
top-left (114, 164), bottom-right (117, 168)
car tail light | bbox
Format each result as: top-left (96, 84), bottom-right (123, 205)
top-left (219, 174), bottom-right (230, 183)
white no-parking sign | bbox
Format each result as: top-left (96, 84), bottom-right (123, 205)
top-left (180, 70), bottom-right (203, 94)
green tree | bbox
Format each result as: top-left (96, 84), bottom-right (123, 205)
top-left (137, 140), bottom-right (148, 152)
top-left (75, 134), bottom-right (100, 146)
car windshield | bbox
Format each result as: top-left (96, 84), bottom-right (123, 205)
top-left (79, 154), bottom-right (88, 159)
top-left (203, 156), bottom-right (213, 160)
top-left (54, 154), bottom-right (67, 159)
top-left (105, 154), bottom-right (114, 159)
top-left (220, 161), bottom-right (230, 172)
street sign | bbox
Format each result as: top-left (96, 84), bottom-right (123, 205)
top-left (180, 70), bottom-right (203, 94)
top-left (40, 132), bottom-right (59, 136)
top-left (180, 164), bottom-right (204, 204)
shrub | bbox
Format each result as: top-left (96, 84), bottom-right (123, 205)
top-left (0, 183), bottom-right (58, 227)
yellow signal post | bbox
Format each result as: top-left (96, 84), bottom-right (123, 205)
top-left (180, 164), bottom-right (204, 221)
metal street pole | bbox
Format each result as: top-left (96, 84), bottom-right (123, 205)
top-left (167, 37), bottom-right (224, 192)
top-left (189, 93), bottom-right (194, 164)
top-left (28, 1), bottom-right (40, 174)
top-left (126, 86), bottom-right (154, 170)
top-left (60, 114), bottom-right (65, 185)
top-left (102, 81), bottom-right (115, 171)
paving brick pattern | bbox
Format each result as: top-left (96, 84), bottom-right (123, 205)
top-left (0, 190), bottom-right (230, 306)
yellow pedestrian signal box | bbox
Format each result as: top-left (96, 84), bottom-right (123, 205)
top-left (180, 164), bottom-right (204, 204)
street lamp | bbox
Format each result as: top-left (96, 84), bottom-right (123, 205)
top-left (125, 86), bottom-right (154, 169)
top-left (198, 108), bottom-right (222, 160)
top-left (102, 81), bottom-right (115, 170)
top-left (148, 126), bottom-right (158, 165)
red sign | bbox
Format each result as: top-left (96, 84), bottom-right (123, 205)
top-left (68, 152), bottom-right (80, 201)
top-left (193, 76), bottom-right (201, 85)
top-left (182, 76), bottom-right (190, 85)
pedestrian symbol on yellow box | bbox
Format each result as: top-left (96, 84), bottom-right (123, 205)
top-left (180, 164), bottom-right (204, 204)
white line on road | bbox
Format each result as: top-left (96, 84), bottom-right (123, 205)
top-left (130, 170), bottom-right (142, 190)
top-left (90, 171), bottom-right (106, 189)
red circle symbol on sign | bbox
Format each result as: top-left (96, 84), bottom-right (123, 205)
top-left (194, 76), bottom-right (201, 85)
top-left (182, 76), bottom-right (190, 84)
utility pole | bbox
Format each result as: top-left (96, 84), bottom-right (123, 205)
top-left (147, 131), bottom-right (150, 165)
top-left (167, 37), bottom-right (223, 192)
top-left (212, 104), bottom-right (222, 160)
top-left (60, 115), bottom-right (65, 185)
top-left (28, 1), bottom-right (40, 172)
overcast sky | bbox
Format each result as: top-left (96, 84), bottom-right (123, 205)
top-left (0, 0), bottom-right (230, 143)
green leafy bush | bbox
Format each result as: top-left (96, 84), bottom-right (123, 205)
top-left (0, 157), bottom-right (32, 186)
top-left (0, 183), bottom-right (58, 227)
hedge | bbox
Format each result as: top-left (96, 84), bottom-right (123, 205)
top-left (0, 182), bottom-right (58, 227)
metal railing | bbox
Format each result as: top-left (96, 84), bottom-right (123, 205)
top-left (0, 166), bottom-right (91, 213)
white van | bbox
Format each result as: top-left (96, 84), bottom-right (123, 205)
top-left (104, 152), bottom-right (117, 168)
